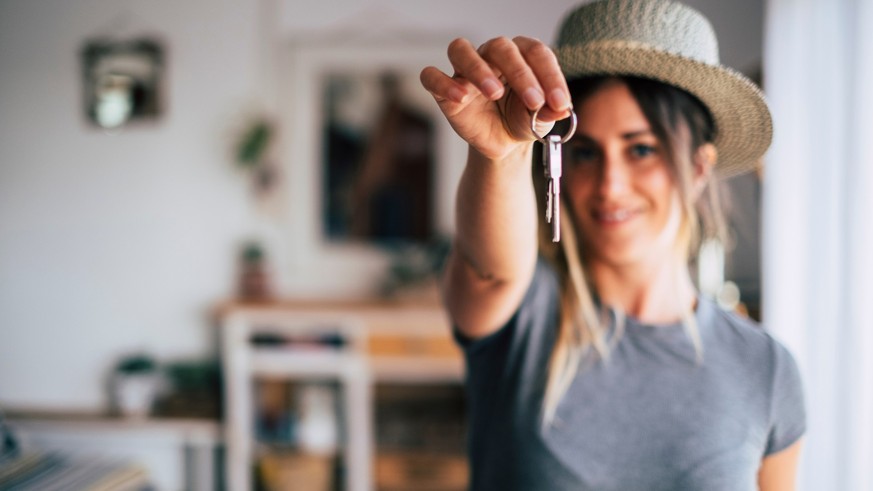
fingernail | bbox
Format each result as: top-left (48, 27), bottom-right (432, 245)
top-left (522, 88), bottom-right (545, 109)
top-left (448, 87), bottom-right (466, 103)
top-left (481, 78), bottom-right (504, 99)
top-left (549, 89), bottom-right (570, 110)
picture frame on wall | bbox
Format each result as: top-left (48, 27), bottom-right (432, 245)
top-left (276, 34), bottom-right (466, 297)
top-left (81, 37), bottom-right (165, 130)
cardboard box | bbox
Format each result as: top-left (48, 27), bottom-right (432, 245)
top-left (376, 451), bottom-right (468, 491)
top-left (258, 452), bottom-right (334, 491)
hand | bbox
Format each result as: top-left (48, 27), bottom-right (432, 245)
top-left (420, 36), bottom-right (573, 161)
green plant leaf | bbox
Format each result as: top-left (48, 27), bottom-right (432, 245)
top-left (236, 121), bottom-right (272, 167)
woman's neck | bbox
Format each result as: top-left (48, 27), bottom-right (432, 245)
top-left (589, 255), bottom-right (697, 325)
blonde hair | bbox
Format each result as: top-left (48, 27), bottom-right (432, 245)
top-left (535, 76), bottom-right (729, 425)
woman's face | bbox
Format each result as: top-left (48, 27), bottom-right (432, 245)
top-left (563, 79), bottom-right (683, 270)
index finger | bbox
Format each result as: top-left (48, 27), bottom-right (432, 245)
top-left (447, 37), bottom-right (506, 101)
top-left (475, 36), bottom-right (544, 111)
top-left (513, 36), bottom-right (572, 116)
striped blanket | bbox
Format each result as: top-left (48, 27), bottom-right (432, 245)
top-left (0, 409), bottom-right (150, 491)
top-left (0, 451), bottom-right (150, 491)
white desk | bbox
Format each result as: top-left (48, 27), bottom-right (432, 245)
top-left (218, 299), bottom-right (463, 491)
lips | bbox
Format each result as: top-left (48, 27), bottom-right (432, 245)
top-left (592, 207), bottom-right (639, 224)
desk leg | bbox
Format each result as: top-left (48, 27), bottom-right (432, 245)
top-left (224, 315), bottom-right (252, 491)
top-left (186, 444), bottom-right (216, 491)
top-left (344, 358), bottom-right (372, 491)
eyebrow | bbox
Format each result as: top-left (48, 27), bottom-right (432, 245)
top-left (572, 130), bottom-right (655, 142)
top-left (621, 130), bottom-right (654, 139)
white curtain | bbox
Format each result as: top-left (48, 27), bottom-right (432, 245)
top-left (763, 0), bottom-right (873, 490)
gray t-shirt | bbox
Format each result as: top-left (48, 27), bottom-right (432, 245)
top-left (457, 259), bottom-right (806, 491)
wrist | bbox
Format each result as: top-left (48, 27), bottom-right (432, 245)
top-left (468, 142), bottom-right (533, 171)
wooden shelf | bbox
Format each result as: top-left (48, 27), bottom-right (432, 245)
top-left (370, 358), bottom-right (463, 384)
top-left (250, 349), bottom-right (367, 379)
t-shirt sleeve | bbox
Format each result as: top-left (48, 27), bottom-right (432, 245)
top-left (765, 342), bottom-right (807, 455)
top-left (451, 257), bottom-right (558, 355)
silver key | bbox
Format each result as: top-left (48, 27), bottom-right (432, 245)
top-left (543, 135), bottom-right (562, 241)
top-left (531, 108), bottom-right (577, 243)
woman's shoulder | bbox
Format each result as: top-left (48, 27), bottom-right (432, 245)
top-left (703, 298), bottom-right (768, 340)
top-left (701, 297), bottom-right (801, 372)
top-left (702, 300), bottom-right (807, 453)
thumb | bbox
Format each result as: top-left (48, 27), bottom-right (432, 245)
top-left (500, 91), bottom-right (556, 142)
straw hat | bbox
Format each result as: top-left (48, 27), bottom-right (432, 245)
top-left (555, 0), bottom-right (771, 178)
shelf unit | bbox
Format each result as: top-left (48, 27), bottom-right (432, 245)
top-left (219, 300), bottom-right (463, 491)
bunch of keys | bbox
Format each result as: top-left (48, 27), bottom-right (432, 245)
top-left (531, 108), bottom-right (578, 242)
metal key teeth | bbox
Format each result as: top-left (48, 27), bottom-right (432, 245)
top-left (551, 179), bottom-right (560, 242)
top-left (553, 207), bottom-right (560, 242)
top-left (546, 183), bottom-right (553, 223)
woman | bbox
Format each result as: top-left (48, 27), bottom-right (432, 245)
top-left (420, 0), bottom-right (805, 490)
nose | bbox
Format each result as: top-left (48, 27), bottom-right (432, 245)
top-left (596, 149), bottom-right (630, 199)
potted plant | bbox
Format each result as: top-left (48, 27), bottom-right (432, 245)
top-left (111, 352), bottom-right (161, 418)
top-left (238, 241), bottom-right (273, 300)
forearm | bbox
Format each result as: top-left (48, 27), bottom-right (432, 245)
top-left (453, 143), bottom-right (539, 283)
top-left (442, 143), bottom-right (539, 336)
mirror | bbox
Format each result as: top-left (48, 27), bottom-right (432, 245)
top-left (276, 36), bottom-right (466, 297)
top-left (81, 38), bottom-right (164, 130)
top-left (322, 70), bottom-right (435, 245)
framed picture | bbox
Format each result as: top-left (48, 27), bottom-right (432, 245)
top-left (81, 37), bottom-right (164, 129)
top-left (321, 70), bottom-right (435, 244)
top-left (277, 36), bottom-right (465, 297)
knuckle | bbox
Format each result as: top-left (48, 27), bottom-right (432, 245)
top-left (505, 65), bottom-right (531, 83)
top-left (419, 67), bottom-right (434, 86)
top-left (512, 35), bottom-right (540, 45)
top-left (525, 42), bottom-right (554, 61)
top-left (479, 36), bottom-right (512, 57)
top-left (492, 36), bottom-right (513, 47)
top-left (447, 37), bottom-right (470, 57)
top-left (490, 36), bottom-right (515, 53)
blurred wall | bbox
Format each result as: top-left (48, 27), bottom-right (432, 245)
top-left (0, 0), bottom-right (762, 410)
top-left (0, 0), bottom-right (263, 410)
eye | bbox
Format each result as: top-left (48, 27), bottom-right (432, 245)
top-left (629, 143), bottom-right (657, 158)
top-left (565, 144), bottom-right (599, 164)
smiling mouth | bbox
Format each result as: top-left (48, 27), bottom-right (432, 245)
top-left (593, 208), bottom-right (639, 224)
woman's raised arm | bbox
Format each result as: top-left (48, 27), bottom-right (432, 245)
top-left (420, 36), bottom-right (572, 338)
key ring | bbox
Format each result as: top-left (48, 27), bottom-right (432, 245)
top-left (530, 107), bottom-right (577, 144)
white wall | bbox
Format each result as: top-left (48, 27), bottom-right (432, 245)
top-left (0, 0), bottom-right (763, 410)
top-left (276, 0), bottom-right (763, 71)
top-left (0, 0), bottom-right (263, 409)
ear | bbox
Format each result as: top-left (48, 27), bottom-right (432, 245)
top-left (691, 143), bottom-right (717, 198)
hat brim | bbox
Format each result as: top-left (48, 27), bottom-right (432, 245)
top-left (556, 40), bottom-right (772, 179)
